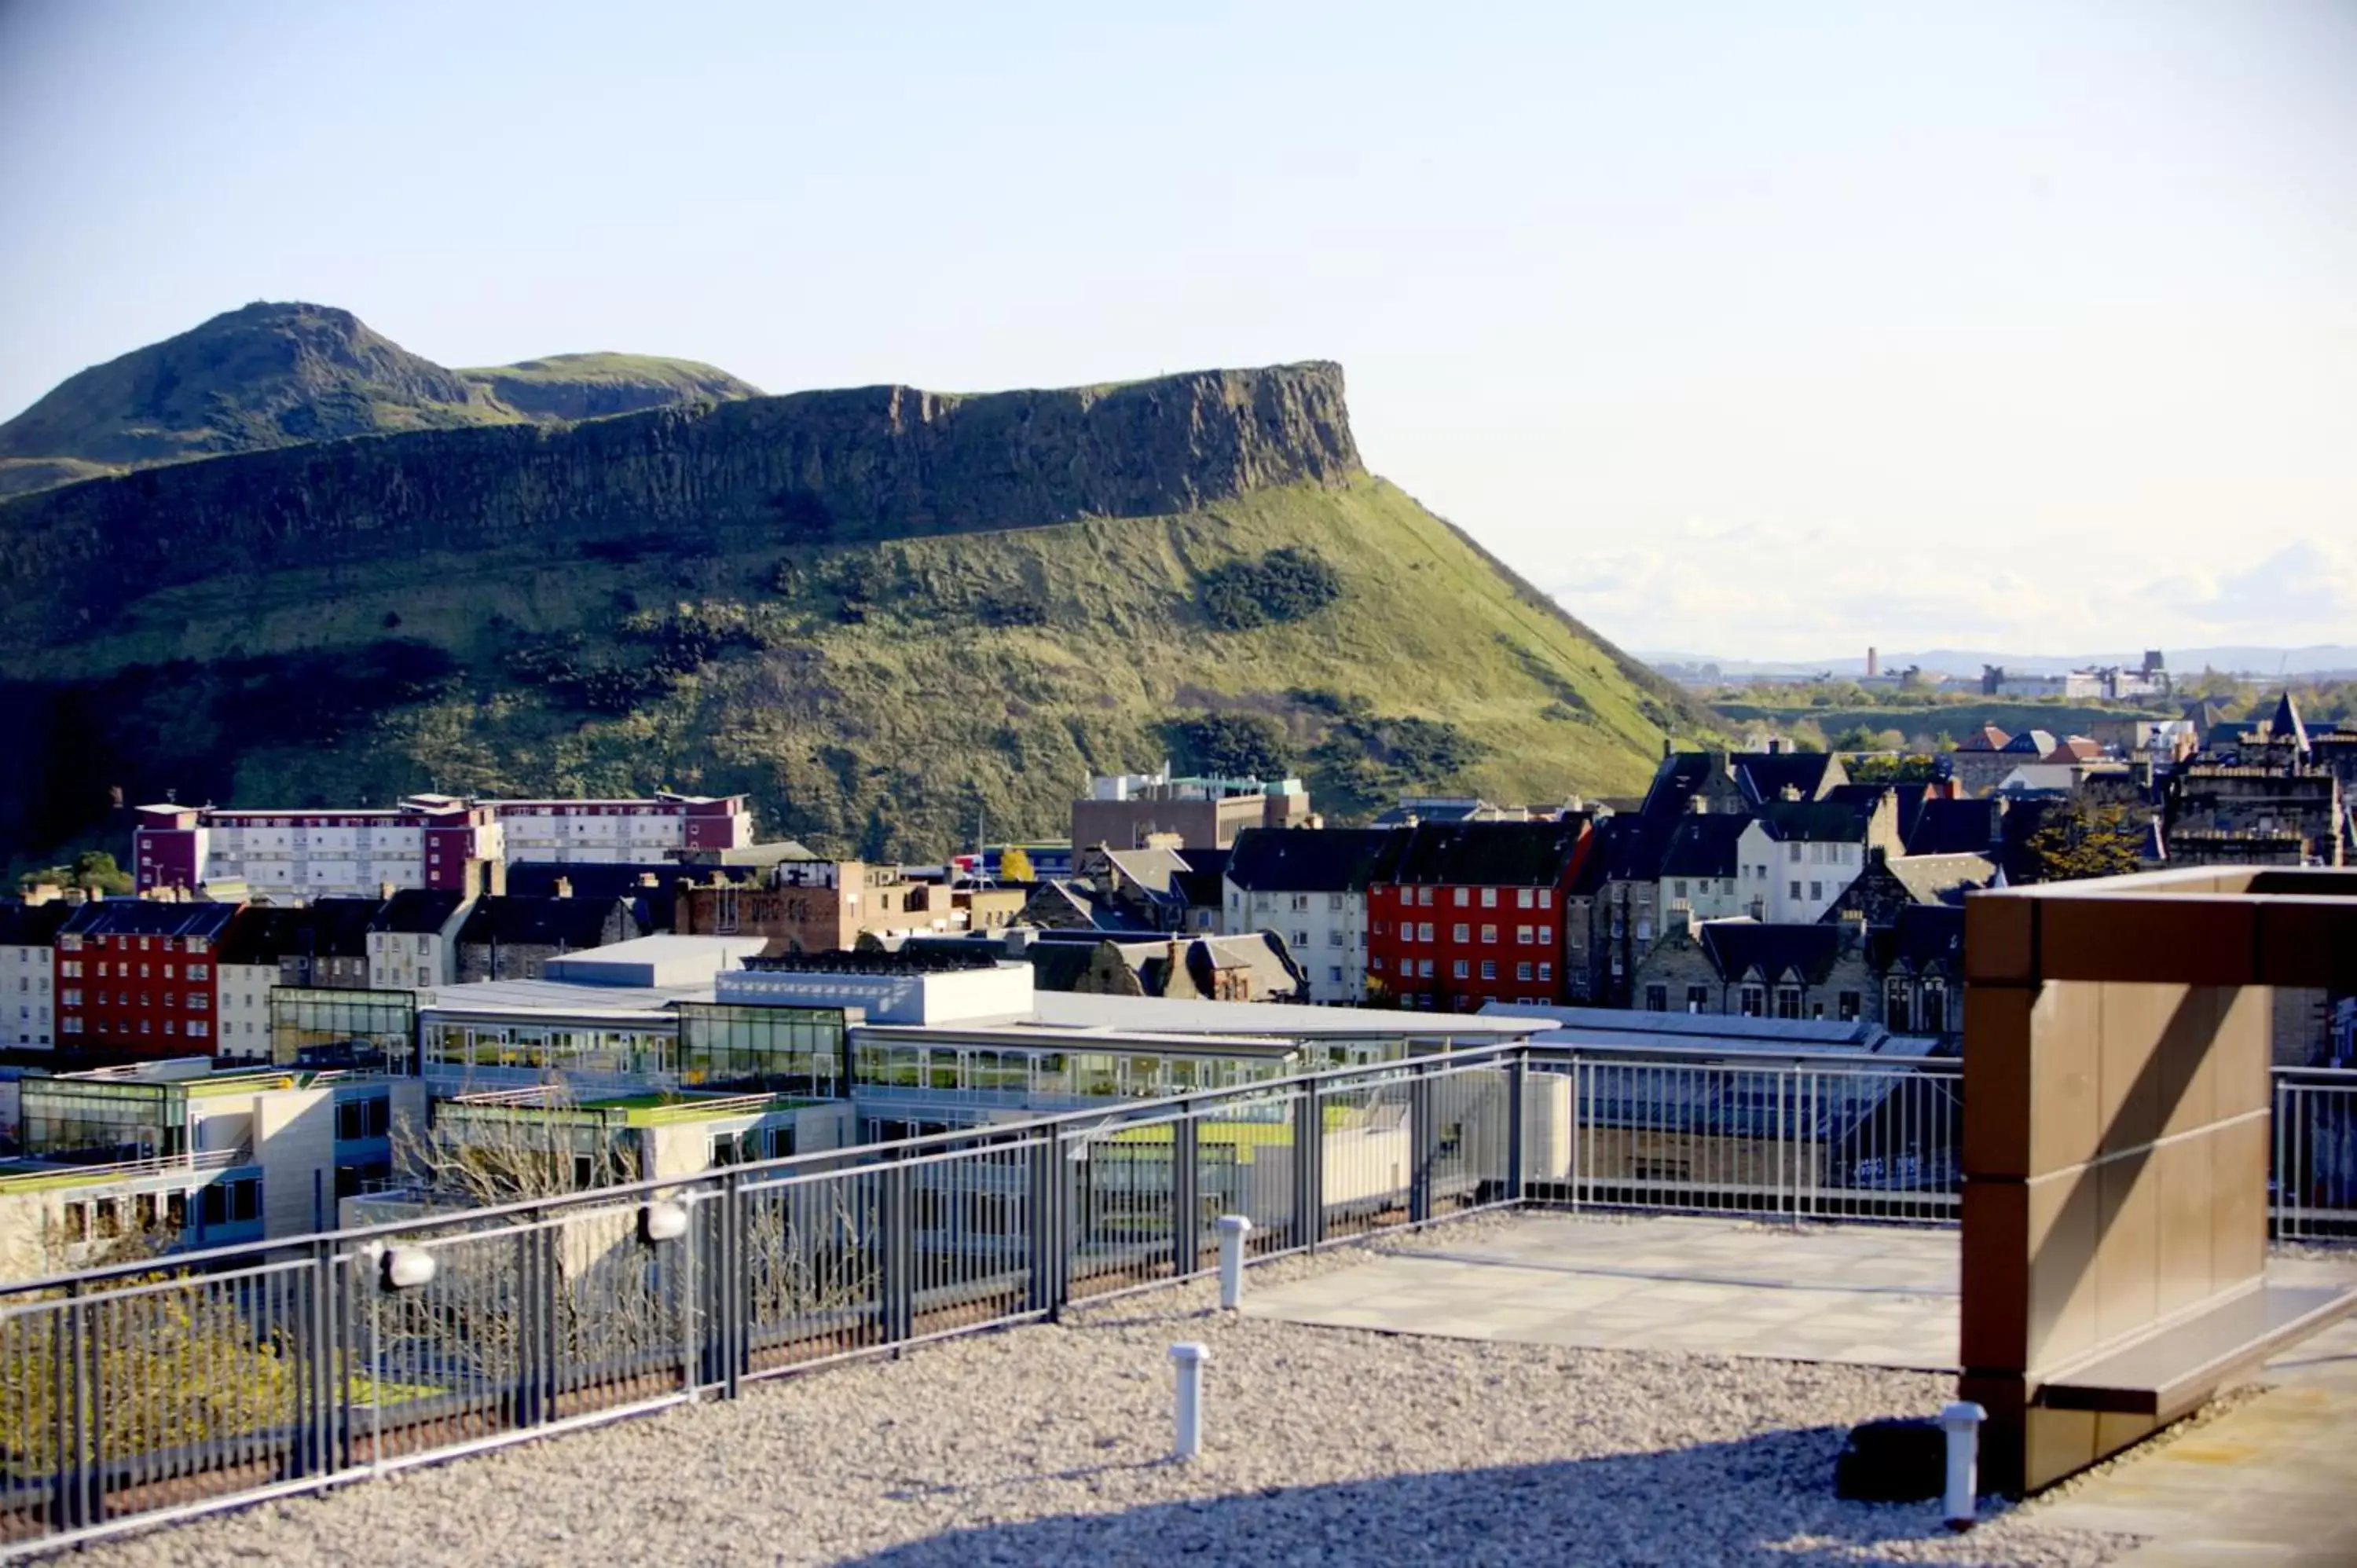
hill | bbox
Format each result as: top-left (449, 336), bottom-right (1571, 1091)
top-left (0, 302), bottom-right (763, 497)
top-left (0, 357), bottom-right (1705, 868)
top-left (456, 353), bottom-right (763, 421)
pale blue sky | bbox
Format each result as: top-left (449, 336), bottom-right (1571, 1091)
top-left (3, 1), bottom-right (2352, 660)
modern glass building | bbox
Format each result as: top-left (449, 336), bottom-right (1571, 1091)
top-left (270, 987), bottom-right (419, 1073)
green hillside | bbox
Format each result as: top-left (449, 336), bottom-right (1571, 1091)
top-left (0, 343), bottom-right (1704, 870)
top-left (2, 478), bottom-right (1692, 865)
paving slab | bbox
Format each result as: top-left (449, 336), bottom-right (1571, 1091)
top-left (2026, 1307), bottom-right (2357, 1567)
top-left (1243, 1213), bottom-right (1964, 1369)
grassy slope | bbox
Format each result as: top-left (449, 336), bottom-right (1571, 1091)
top-left (457, 353), bottom-right (761, 397)
top-left (50, 477), bottom-right (1685, 857)
top-left (0, 456), bottom-right (124, 500)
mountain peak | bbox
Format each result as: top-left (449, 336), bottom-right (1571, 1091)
top-left (0, 302), bottom-right (764, 496)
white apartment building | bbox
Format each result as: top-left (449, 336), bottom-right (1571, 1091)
top-left (1, 900), bottom-right (68, 1048)
top-left (1219, 828), bottom-right (1391, 1006)
top-left (366, 888), bottom-right (473, 992)
top-left (133, 792), bottom-right (755, 902)
top-left (1735, 797), bottom-right (1901, 925)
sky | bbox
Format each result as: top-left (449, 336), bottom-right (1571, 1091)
top-left (2, 0), bottom-right (2352, 661)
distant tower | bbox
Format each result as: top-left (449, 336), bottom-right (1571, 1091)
top-left (1866, 647), bottom-right (1879, 680)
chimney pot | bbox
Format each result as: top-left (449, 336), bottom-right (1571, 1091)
top-left (554, 877), bottom-right (572, 899)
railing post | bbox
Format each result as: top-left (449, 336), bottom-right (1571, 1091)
top-left (291, 1236), bottom-right (340, 1482)
top-left (879, 1156), bottom-right (915, 1346)
top-left (1171, 1112), bottom-right (1200, 1278)
top-left (1292, 1084), bottom-right (1324, 1251)
top-left (1568, 1054), bottom-right (1585, 1212)
top-left (52, 1280), bottom-right (90, 1533)
top-left (1409, 1066), bottom-right (1436, 1225)
top-left (1026, 1133), bottom-right (1069, 1317)
top-left (1505, 1053), bottom-right (1528, 1204)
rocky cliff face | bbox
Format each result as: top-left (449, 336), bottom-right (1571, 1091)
top-left (0, 361), bottom-right (1362, 650)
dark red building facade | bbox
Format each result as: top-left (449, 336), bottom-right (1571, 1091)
top-left (54, 901), bottom-right (240, 1057)
top-left (1366, 818), bottom-right (1593, 1013)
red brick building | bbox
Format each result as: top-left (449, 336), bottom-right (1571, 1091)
top-left (53, 900), bottom-right (241, 1057)
top-left (1366, 818), bottom-right (1594, 1013)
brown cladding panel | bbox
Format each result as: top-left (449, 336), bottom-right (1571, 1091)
top-left (2151, 1133), bottom-right (2216, 1317)
top-left (1964, 894), bottom-right (2036, 984)
top-left (2029, 982), bottom-right (2102, 1178)
top-left (2036, 896), bottom-right (2256, 986)
top-left (2095, 1149), bottom-right (2159, 1346)
top-left (1961, 1181), bottom-right (2030, 1371)
top-left (2025, 1167), bottom-right (2102, 1371)
top-left (2093, 983), bottom-right (2174, 1159)
top-left (2210, 1112), bottom-right (2269, 1288)
top-left (1963, 986), bottom-right (2033, 1180)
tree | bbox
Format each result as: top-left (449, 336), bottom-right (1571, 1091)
top-left (1169, 713), bottom-right (1291, 779)
top-left (2025, 797), bottom-right (2146, 882)
top-left (21, 850), bottom-right (134, 896)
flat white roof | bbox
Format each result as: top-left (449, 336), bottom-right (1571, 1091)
top-left (420, 976), bottom-right (716, 1024)
top-left (1026, 991), bottom-right (1549, 1040)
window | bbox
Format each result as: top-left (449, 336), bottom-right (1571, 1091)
top-left (1920, 980), bottom-right (1948, 1033)
top-left (1418, 959), bottom-right (1434, 978)
top-left (1537, 962), bottom-right (1552, 982)
top-left (1479, 925), bottom-right (1497, 943)
top-left (1739, 985), bottom-right (1765, 1017)
top-left (335, 1097), bottom-right (391, 1141)
top-left (1517, 962), bottom-right (1534, 981)
top-left (1787, 844), bottom-right (1802, 863)
top-left (1417, 922), bottom-right (1434, 942)
top-left (1327, 929), bottom-right (1343, 947)
top-left (1886, 980), bottom-right (1914, 1034)
top-left (1635, 918), bottom-right (1651, 943)
top-left (1417, 887), bottom-right (1434, 907)
top-left (1645, 984), bottom-right (1668, 1012)
top-left (1789, 881), bottom-right (1802, 899)
top-left (1479, 960), bottom-right (1497, 980)
top-left (1538, 925), bottom-right (1552, 945)
top-left (1291, 894), bottom-right (1310, 912)
top-left (1453, 924), bottom-right (1469, 943)
top-left (1452, 959), bottom-right (1469, 980)
top-left (1292, 931), bottom-right (1310, 948)
top-left (186, 992), bottom-right (207, 1009)
top-left (60, 961), bottom-right (80, 978)
top-left (1775, 987), bottom-right (1804, 1020)
top-left (1328, 894), bottom-right (1344, 911)
top-left (1516, 925), bottom-right (1532, 944)
top-left (1809, 881), bottom-right (1822, 901)
top-left (1370, 955), bottom-right (1384, 973)
top-left (1453, 888), bottom-right (1470, 907)
top-left (1536, 891), bottom-right (1552, 910)
top-left (60, 989), bottom-right (79, 1006)
top-left (1480, 888), bottom-right (1497, 908)
top-left (186, 1020), bottom-right (208, 1038)
top-left (1687, 984), bottom-right (1709, 1013)
top-left (1838, 991), bottom-right (1861, 1022)
top-left (1329, 966), bottom-right (1343, 984)
top-left (185, 963), bottom-right (208, 980)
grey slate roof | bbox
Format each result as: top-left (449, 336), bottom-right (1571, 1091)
top-left (1371, 819), bottom-right (1592, 888)
top-left (1224, 828), bottom-right (1395, 893)
top-left (0, 899), bottom-right (72, 948)
top-left (372, 888), bottom-right (467, 935)
top-left (1658, 815), bottom-right (1748, 880)
top-left (1748, 800), bottom-right (1871, 844)
top-left (1698, 920), bottom-right (1853, 986)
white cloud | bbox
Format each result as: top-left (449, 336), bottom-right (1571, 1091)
top-left (1545, 528), bottom-right (2357, 662)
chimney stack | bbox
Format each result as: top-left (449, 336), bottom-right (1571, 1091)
top-left (553, 877), bottom-right (573, 899)
top-left (379, 881), bottom-right (395, 902)
top-left (1662, 738), bottom-right (1673, 761)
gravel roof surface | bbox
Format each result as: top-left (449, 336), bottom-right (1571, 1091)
top-left (68, 1236), bottom-right (2133, 1568)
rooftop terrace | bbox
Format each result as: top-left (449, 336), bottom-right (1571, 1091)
top-left (58, 1214), bottom-right (2355, 1568)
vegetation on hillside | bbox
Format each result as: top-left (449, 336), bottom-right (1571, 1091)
top-left (0, 477), bottom-right (1703, 873)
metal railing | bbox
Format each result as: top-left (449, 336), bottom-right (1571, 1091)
top-left (0, 1045), bottom-right (2348, 1555)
